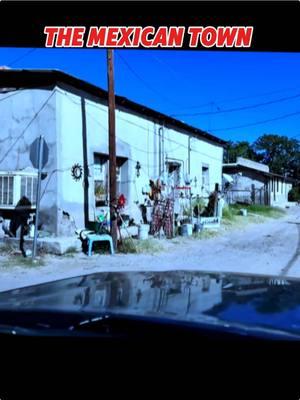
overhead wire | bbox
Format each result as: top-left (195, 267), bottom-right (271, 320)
top-left (0, 89), bottom-right (26, 102)
top-left (84, 94), bottom-right (223, 162)
top-left (7, 48), bottom-right (38, 67)
top-left (170, 85), bottom-right (300, 113)
top-left (4, 46), bottom-right (300, 126)
top-left (145, 51), bottom-right (300, 114)
top-left (116, 51), bottom-right (183, 107)
top-left (172, 92), bottom-right (300, 117)
top-left (61, 88), bottom-right (183, 159)
top-left (0, 89), bottom-right (56, 166)
top-left (211, 109), bottom-right (300, 132)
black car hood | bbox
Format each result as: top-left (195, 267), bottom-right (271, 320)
top-left (0, 270), bottom-right (300, 338)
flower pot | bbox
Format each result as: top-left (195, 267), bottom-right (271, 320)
top-left (138, 224), bottom-right (150, 240)
top-left (180, 223), bottom-right (193, 236)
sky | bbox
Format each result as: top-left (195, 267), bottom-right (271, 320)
top-left (1, 47), bottom-right (300, 143)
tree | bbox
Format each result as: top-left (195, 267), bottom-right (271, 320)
top-left (253, 134), bottom-right (300, 179)
top-left (224, 140), bottom-right (257, 163)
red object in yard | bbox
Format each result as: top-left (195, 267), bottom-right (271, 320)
top-left (118, 194), bottom-right (126, 208)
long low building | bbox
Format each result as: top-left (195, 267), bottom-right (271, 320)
top-left (0, 69), bottom-right (226, 236)
top-left (223, 157), bottom-right (294, 207)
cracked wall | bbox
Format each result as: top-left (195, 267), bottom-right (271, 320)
top-left (0, 88), bottom-right (59, 234)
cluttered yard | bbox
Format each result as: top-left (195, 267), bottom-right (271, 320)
top-left (0, 69), bottom-right (299, 292)
top-left (1, 204), bottom-right (299, 292)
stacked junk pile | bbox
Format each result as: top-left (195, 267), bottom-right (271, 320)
top-left (0, 172), bottom-right (224, 258)
top-left (133, 172), bottom-right (224, 241)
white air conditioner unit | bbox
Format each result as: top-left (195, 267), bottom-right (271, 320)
top-left (0, 170), bottom-right (38, 209)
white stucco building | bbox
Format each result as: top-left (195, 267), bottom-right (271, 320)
top-left (0, 69), bottom-right (226, 236)
top-left (223, 157), bottom-right (294, 207)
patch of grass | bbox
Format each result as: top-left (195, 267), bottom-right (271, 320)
top-left (64, 253), bottom-right (75, 258)
top-left (229, 204), bottom-right (286, 218)
top-left (220, 204), bottom-right (285, 231)
top-left (193, 230), bottom-right (219, 240)
top-left (1, 256), bottom-right (45, 268)
top-left (222, 205), bottom-right (240, 221)
top-left (118, 238), bottom-right (164, 254)
top-left (247, 215), bottom-right (266, 224)
top-left (64, 246), bottom-right (78, 257)
top-left (65, 246), bottom-right (78, 254)
top-left (0, 243), bottom-right (15, 255)
top-left (118, 238), bottom-right (137, 254)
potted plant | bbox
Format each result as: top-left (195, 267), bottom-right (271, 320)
top-left (180, 206), bottom-right (193, 236)
top-left (95, 183), bottom-right (106, 202)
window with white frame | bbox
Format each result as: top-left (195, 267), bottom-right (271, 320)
top-left (0, 172), bottom-right (37, 207)
top-left (21, 176), bottom-right (37, 204)
top-left (0, 176), bottom-right (14, 205)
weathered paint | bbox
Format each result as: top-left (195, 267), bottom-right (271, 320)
top-left (0, 86), bottom-right (224, 235)
top-left (0, 88), bottom-right (58, 233)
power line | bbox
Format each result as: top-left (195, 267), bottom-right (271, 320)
top-left (80, 89), bottom-right (300, 146)
top-left (172, 92), bottom-right (300, 117)
top-left (211, 109), bottom-right (300, 132)
top-left (116, 114), bottom-right (223, 162)
top-left (7, 48), bottom-right (37, 67)
top-left (0, 90), bottom-right (56, 166)
top-left (61, 88), bottom-right (184, 157)
top-left (144, 52), bottom-right (300, 114)
top-left (116, 51), bottom-right (182, 107)
top-left (169, 85), bottom-right (300, 114)
top-left (60, 88), bottom-right (223, 168)
top-left (0, 89), bottom-right (25, 102)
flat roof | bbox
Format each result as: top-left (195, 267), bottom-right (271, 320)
top-left (223, 163), bottom-right (296, 183)
top-left (0, 68), bottom-right (227, 147)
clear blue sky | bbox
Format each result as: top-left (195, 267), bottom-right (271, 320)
top-left (1, 47), bottom-right (300, 143)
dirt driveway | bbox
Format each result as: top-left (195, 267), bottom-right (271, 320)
top-left (0, 206), bottom-right (300, 291)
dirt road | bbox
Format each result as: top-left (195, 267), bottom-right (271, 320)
top-left (0, 206), bottom-right (300, 291)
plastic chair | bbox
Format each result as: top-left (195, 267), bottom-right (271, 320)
top-left (86, 233), bottom-right (114, 256)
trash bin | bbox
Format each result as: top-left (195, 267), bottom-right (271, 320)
top-left (138, 224), bottom-right (150, 240)
top-left (180, 223), bottom-right (193, 236)
top-left (193, 223), bottom-right (204, 233)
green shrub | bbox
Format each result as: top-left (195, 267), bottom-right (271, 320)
top-left (222, 205), bottom-right (238, 221)
top-left (229, 204), bottom-right (285, 218)
top-left (288, 186), bottom-right (300, 202)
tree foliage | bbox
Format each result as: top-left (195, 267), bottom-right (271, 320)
top-left (225, 134), bottom-right (300, 181)
top-left (253, 134), bottom-right (300, 176)
top-left (224, 140), bottom-right (257, 163)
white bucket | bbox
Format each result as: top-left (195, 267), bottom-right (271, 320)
top-left (29, 224), bottom-right (35, 238)
top-left (240, 209), bottom-right (248, 217)
top-left (138, 224), bottom-right (150, 240)
top-left (181, 223), bottom-right (193, 236)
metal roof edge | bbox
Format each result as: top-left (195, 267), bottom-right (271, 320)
top-left (0, 68), bottom-right (227, 147)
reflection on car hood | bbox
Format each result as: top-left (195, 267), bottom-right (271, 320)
top-left (0, 271), bottom-right (299, 337)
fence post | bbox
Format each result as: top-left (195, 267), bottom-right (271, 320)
top-left (251, 184), bottom-right (255, 204)
top-left (214, 183), bottom-right (219, 216)
top-left (260, 188), bottom-right (262, 205)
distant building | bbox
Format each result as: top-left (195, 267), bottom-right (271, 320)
top-left (223, 157), bottom-right (293, 207)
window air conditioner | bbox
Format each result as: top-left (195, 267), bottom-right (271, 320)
top-left (0, 171), bottom-right (38, 209)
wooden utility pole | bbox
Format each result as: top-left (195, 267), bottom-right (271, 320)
top-left (107, 49), bottom-right (118, 249)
